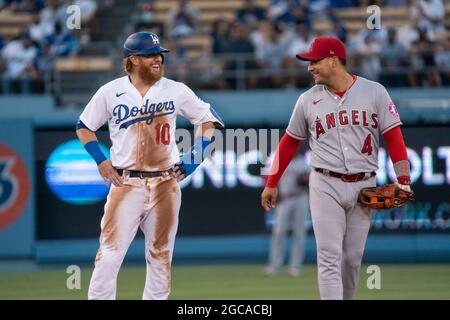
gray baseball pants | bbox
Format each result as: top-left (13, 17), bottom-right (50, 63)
top-left (309, 169), bottom-right (375, 300)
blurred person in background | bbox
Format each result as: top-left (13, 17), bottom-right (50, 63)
top-left (264, 154), bottom-right (310, 277)
top-left (69, 0), bottom-right (98, 44)
top-left (411, 0), bottom-right (445, 41)
top-left (46, 22), bottom-right (79, 58)
top-left (407, 26), bottom-right (441, 86)
top-left (435, 35), bottom-right (450, 85)
top-left (396, 6), bottom-right (420, 51)
top-left (236, 0), bottom-right (266, 25)
top-left (35, 41), bottom-right (56, 78)
top-left (275, 0), bottom-right (312, 32)
top-left (211, 18), bottom-right (230, 55)
top-left (267, 0), bottom-right (292, 21)
top-left (283, 24), bottom-right (315, 87)
top-left (251, 21), bottom-right (286, 87)
top-left (39, 0), bottom-right (67, 35)
top-left (222, 21), bottom-right (257, 89)
top-left (4, 0), bottom-right (45, 12)
top-left (134, 2), bottom-right (164, 37)
top-left (190, 37), bottom-right (227, 89)
top-left (1, 31), bottom-right (38, 93)
top-left (285, 24), bottom-right (315, 57)
top-left (379, 28), bottom-right (408, 87)
top-left (161, 37), bottom-right (189, 83)
top-left (28, 12), bottom-right (54, 44)
top-left (353, 28), bottom-right (386, 81)
top-left (166, 0), bottom-right (201, 38)
top-left (327, 9), bottom-right (348, 43)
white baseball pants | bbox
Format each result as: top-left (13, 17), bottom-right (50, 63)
top-left (88, 173), bottom-right (181, 300)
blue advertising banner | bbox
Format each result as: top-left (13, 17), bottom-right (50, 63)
top-left (0, 119), bottom-right (34, 257)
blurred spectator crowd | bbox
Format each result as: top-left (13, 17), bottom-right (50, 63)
top-left (0, 0), bottom-right (102, 93)
top-left (135, 0), bottom-right (450, 90)
top-left (0, 0), bottom-right (449, 94)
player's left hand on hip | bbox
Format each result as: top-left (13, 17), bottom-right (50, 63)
top-left (172, 164), bottom-right (186, 182)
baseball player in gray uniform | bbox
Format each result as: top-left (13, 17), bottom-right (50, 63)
top-left (75, 32), bottom-right (224, 300)
top-left (265, 155), bottom-right (310, 277)
top-left (261, 37), bottom-right (412, 299)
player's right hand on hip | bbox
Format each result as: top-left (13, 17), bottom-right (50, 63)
top-left (98, 160), bottom-right (123, 187)
top-left (261, 187), bottom-right (278, 212)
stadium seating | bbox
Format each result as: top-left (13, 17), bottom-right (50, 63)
top-left (53, 56), bottom-right (113, 106)
top-left (0, 9), bottom-right (34, 40)
top-left (153, 0), bottom-right (450, 57)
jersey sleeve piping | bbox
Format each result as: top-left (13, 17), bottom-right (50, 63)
top-left (78, 116), bottom-right (101, 132)
top-left (286, 129), bottom-right (306, 140)
top-left (381, 121), bottom-right (402, 134)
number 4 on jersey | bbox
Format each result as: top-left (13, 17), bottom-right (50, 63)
top-left (361, 134), bottom-right (373, 155)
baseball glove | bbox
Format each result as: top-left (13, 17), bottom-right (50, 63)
top-left (358, 184), bottom-right (413, 210)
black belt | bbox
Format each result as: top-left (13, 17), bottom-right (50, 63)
top-left (116, 168), bottom-right (173, 178)
top-left (315, 168), bottom-right (375, 182)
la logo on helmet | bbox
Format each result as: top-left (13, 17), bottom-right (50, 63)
top-left (150, 34), bottom-right (159, 44)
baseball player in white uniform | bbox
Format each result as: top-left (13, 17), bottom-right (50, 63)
top-left (76, 32), bottom-right (224, 300)
top-left (261, 37), bottom-right (412, 299)
top-left (265, 155), bottom-right (310, 277)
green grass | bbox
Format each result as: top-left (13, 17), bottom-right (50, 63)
top-left (0, 264), bottom-right (449, 300)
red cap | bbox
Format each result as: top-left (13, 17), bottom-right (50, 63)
top-left (296, 36), bottom-right (346, 61)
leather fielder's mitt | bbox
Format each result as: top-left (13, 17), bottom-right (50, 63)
top-left (358, 184), bottom-right (414, 210)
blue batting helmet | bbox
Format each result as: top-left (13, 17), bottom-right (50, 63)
top-left (123, 32), bottom-right (169, 60)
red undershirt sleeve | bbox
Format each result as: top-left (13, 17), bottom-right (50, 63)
top-left (265, 133), bottom-right (301, 188)
top-left (383, 126), bottom-right (410, 184)
top-left (383, 126), bottom-right (406, 162)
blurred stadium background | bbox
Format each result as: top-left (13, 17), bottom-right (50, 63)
top-left (0, 0), bottom-right (449, 299)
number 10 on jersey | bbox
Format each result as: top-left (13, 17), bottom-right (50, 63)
top-left (155, 123), bottom-right (170, 145)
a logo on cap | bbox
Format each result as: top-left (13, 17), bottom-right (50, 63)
top-left (150, 34), bottom-right (159, 44)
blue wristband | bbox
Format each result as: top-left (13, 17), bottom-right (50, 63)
top-left (84, 141), bottom-right (107, 165)
top-left (178, 136), bottom-right (212, 177)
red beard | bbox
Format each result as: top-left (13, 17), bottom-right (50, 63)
top-left (138, 63), bottom-right (164, 84)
